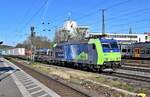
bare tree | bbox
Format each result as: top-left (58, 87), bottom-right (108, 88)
top-left (16, 36), bottom-right (52, 49)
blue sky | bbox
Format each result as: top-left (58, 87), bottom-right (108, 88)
top-left (0, 0), bottom-right (150, 46)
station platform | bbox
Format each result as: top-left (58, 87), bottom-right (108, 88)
top-left (0, 58), bottom-right (61, 97)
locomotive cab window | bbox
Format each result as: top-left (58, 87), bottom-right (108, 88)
top-left (110, 42), bottom-right (119, 49)
top-left (146, 48), bottom-right (150, 54)
top-left (102, 43), bottom-right (110, 49)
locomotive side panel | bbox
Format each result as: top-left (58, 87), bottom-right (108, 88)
top-left (54, 43), bottom-right (98, 65)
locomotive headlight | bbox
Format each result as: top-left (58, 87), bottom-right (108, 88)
top-left (117, 57), bottom-right (121, 60)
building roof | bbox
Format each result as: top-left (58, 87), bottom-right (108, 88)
top-left (87, 32), bottom-right (146, 36)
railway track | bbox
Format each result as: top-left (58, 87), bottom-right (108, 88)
top-left (9, 57), bottom-right (150, 85)
top-left (20, 58), bottom-right (150, 83)
top-left (7, 58), bottom-right (90, 97)
top-left (121, 65), bottom-right (150, 73)
top-left (122, 58), bottom-right (150, 62)
top-left (123, 63), bottom-right (150, 68)
top-left (122, 59), bottom-right (150, 66)
top-left (7, 57), bottom-right (150, 97)
top-left (108, 71), bottom-right (150, 83)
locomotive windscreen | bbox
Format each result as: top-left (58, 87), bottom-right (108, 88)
top-left (101, 39), bottom-right (119, 52)
top-left (110, 42), bottom-right (119, 49)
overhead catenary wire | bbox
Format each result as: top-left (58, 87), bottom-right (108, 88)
top-left (109, 17), bottom-right (150, 27)
top-left (18, 0), bottom-right (150, 36)
top-left (106, 18), bottom-right (150, 33)
top-left (73, 0), bottom-right (131, 25)
top-left (20, 0), bottom-right (49, 33)
top-left (108, 25), bottom-right (150, 33)
top-left (15, 0), bottom-right (39, 36)
top-left (103, 18), bottom-right (150, 33)
top-left (75, 10), bottom-right (99, 21)
top-left (67, 3), bottom-right (150, 29)
top-left (20, 0), bottom-right (132, 31)
top-left (84, 13), bottom-right (150, 27)
top-left (40, 0), bottom-right (53, 35)
top-left (42, 0), bottom-right (50, 22)
top-left (42, 0), bottom-right (132, 33)
top-left (74, 0), bottom-right (106, 21)
top-left (84, 16), bottom-right (150, 33)
top-left (82, 5), bottom-right (150, 30)
top-left (106, 7), bottom-right (150, 21)
top-left (83, 0), bottom-right (150, 33)
top-left (106, 0), bottom-right (130, 10)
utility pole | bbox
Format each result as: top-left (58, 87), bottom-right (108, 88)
top-left (30, 26), bottom-right (36, 62)
top-left (102, 9), bottom-right (106, 35)
top-left (129, 27), bottom-right (132, 42)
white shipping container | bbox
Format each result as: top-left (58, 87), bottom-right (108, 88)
top-left (14, 48), bottom-right (25, 55)
top-left (7, 48), bottom-right (25, 56)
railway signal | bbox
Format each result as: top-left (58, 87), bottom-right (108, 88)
top-left (42, 22), bottom-right (45, 24)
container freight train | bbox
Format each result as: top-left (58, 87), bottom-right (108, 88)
top-left (35, 38), bottom-right (121, 72)
top-left (1, 48), bottom-right (25, 56)
top-left (122, 42), bottom-right (150, 59)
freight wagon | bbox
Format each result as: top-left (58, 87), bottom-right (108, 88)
top-left (35, 48), bottom-right (51, 62)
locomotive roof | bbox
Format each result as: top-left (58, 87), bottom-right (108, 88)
top-left (55, 38), bottom-right (117, 46)
top-left (56, 40), bottom-right (88, 45)
top-left (100, 38), bottom-right (117, 42)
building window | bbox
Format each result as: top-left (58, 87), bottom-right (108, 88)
top-left (122, 49), bottom-right (126, 52)
top-left (128, 49), bottom-right (130, 52)
top-left (146, 48), bottom-right (150, 54)
top-left (141, 50), bottom-right (145, 54)
top-left (145, 36), bottom-right (148, 40)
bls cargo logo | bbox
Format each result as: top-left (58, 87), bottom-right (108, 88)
top-left (55, 52), bottom-right (64, 58)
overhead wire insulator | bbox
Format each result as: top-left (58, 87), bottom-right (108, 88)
top-left (42, 22), bottom-right (45, 24)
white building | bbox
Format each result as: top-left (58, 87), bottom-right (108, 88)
top-left (55, 20), bottom-right (89, 43)
top-left (86, 33), bottom-right (150, 44)
top-left (86, 32), bottom-right (150, 52)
